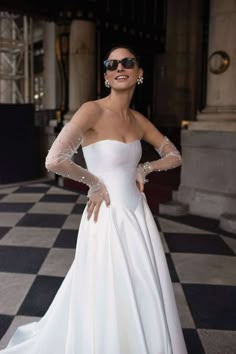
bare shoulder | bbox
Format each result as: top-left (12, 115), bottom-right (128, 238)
top-left (130, 109), bottom-right (164, 144)
top-left (130, 109), bottom-right (154, 131)
top-left (70, 100), bottom-right (102, 131)
top-left (75, 100), bottom-right (102, 117)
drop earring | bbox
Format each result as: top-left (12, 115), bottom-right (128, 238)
top-left (105, 79), bottom-right (110, 88)
top-left (137, 76), bottom-right (144, 85)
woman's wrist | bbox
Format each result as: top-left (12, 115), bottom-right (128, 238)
top-left (141, 161), bottom-right (153, 175)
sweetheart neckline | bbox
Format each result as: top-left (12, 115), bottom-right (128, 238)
top-left (82, 139), bottom-right (140, 149)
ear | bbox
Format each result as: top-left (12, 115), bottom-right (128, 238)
top-left (104, 72), bottom-right (108, 81)
top-left (138, 68), bottom-right (144, 77)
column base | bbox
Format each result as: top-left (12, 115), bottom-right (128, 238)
top-left (220, 214), bottom-right (236, 234)
top-left (159, 200), bottom-right (189, 216)
top-left (197, 109), bottom-right (236, 121)
top-left (159, 191), bottom-right (236, 234)
top-left (160, 129), bottom-right (236, 234)
top-left (190, 109), bottom-right (236, 131)
top-left (188, 121), bottom-right (236, 132)
top-left (173, 186), bottom-right (236, 219)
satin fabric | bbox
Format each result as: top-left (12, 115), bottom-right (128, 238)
top-left (1, 140), bottom-right (187, 354)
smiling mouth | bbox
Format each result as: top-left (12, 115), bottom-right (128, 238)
top-left (115, 75), bottom-right (129, 80)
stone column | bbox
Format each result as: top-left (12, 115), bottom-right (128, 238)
top-left (62, 20), bottom-right (96, 188)
top-left (42, 22), bottom-right (56, 110)
top-left (65, 19), bottom-right (96, 121)
top-left (40, 22), bottom-right (57, 180)
top-left (160, 0), bottom-right (236, 233)
top-left (191, 0), bottom-right (236, 131)
top-left (0, 18), bottom-right (12, 103)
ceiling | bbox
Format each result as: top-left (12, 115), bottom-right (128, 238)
top-left (0, 0), bottom-right (85, 20)
top-left (0, 0), bottom-right (167, 53)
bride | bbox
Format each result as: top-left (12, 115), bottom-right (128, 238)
top-left (1, 45), bottom-right (188, 354)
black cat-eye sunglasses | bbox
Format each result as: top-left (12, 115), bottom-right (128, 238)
top-left (103, 57), bottom-right (137, 71)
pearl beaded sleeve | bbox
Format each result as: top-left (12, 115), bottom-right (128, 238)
top-left (136, 136), bottom-right (182, 184)
top-left (45, 121), bottom-right (109, 203)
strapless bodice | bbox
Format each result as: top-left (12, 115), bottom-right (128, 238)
top-left (82, 140), bottom-right (142, 210)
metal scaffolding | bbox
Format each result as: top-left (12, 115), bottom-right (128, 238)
top-left (0, 12), bottom-right (33, 103)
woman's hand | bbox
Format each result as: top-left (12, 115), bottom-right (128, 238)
top-left (86, 180), bottom-right (110, 222)
top-left (136, 164), bottom-right (149, 193)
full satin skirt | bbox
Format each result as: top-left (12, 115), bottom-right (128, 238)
top-left (1, 193), bottom-right (187, 354)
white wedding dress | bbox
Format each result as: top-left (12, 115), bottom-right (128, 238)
top-left (1, 139), bottom-right (187, 354)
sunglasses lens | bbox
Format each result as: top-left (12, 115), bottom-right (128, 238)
top-left (104, 60), bottom-right (118, 71)
top-left (104, 58), bottom-right (136, 71)
top-left (122, 58), bottom-right (136, 68)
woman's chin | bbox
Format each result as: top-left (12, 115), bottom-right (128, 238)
top-left (111, 83), bottom-right (136, 92)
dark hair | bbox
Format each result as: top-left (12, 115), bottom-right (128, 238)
top-left (104, 45), bottom-right (141, 67)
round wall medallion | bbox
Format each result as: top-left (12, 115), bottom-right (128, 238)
top-left (208, 51), bottom-right (230, 74)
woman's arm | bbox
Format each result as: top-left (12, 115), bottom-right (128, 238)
top-left (135, 113), bottom-right (182, 186)
top-left (45, 102), bottom-right (110, 221)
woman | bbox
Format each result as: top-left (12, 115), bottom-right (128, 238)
top-left (1, 46), bottom-right (187, 353)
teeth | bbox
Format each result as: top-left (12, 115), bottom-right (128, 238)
top-left (116, 75), bottom-right (128, 79)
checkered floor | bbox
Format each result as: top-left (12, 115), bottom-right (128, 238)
top-left (0, 181), bottom-right (235, 354)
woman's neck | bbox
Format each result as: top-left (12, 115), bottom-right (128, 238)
top-left (105, 90), bottom-right (134, 117)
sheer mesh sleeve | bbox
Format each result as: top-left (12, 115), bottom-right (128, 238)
top-left (45, 121), bottom-right (109, 203)
top-left (136, 136), bottom-right (182, 184)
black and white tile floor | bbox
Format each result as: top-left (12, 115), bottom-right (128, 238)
top-left (0, 181), bottom-right (235, 354)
